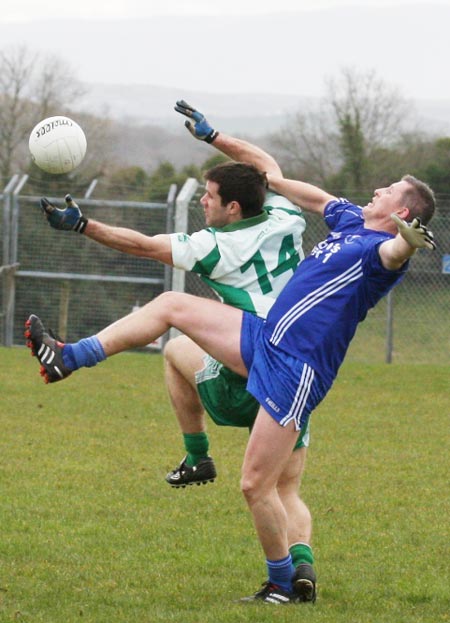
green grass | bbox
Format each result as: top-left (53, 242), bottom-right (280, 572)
top-left (0, 347), bottom-right (449, 623)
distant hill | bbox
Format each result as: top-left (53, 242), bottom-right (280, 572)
top-left (73, 82), bottom-right (450, 137)
top-left (73, 83), bottom-right (316, 136)
top-left (64, 82), bottom-right (450, 173)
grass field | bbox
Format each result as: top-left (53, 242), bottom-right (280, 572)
top-left (0, 347), bottom-right (449, 623)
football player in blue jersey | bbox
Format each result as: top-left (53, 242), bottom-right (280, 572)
top-left (26, 143), bottom-right (435, 603)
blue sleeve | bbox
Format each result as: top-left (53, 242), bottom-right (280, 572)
top-left (361, 236), bottom-right (409, 305)
top-left (324, 198), bottom-right (364, 230)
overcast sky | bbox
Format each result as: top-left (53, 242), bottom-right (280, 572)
top-left (3, 0), bottom-right (450, 21)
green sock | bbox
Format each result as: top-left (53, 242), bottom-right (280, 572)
top-left (183, 432), bottom-right (209, 467)
top-left (289, 542), bottom-right (314, 567)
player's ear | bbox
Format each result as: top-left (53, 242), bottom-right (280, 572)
top-left (228, 200), bottom-right (242, 217)
top-left (399, 206), bottom-right (410, 221)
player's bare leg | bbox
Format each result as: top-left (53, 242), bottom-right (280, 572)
top-left (26, 292), bottom-right (246, 383)
top-left (278, 448), bottom-right (317, 602)
top-left (239, 407), bottom-right (299, 600)
top-left (164, 336), bottom-right (217, 487)
top-left (164, 336), bottom-right (207, 434)
top-left (98, 292), bottom-right (246, 374)
top-left (278, 448), bottom-right (312, 546)
top-left (241, 409), bottom-right (299, 559)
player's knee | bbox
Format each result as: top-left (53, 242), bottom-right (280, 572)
top-left (163, 334), bottom-right (190, 363)
top-left (240, 476), bottom-right (256, 504)
top-left (240, 470), bottom-right (266, 505)
top-left (156, 290), bottom-right (183, 310)
top-left (152, 291), bottom-right (189, 326)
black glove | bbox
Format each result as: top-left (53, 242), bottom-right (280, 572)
top-left (174, 100), bottom-right (219, 143)
top-left (40, 194), bottom-right (88, 233)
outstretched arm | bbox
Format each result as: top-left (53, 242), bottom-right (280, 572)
top-left (212, 133), bottom-right (282, 176)
top-left (40, 195), bottom-right (173, 264)
top-left (378, 214), bottom-right (436, 270)
top-left (175, 99), bottom-right (282, 176)
top-left (266, 174), bottom-right (337, 215)
top-left (83, 221), bottom-right (172, 263)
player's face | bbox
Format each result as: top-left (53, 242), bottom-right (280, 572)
top-left (200, 181), bottom-right (234, 227)
top-left (363, 180), bottom-right (409, 223)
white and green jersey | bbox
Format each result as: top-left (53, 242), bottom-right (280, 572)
top-left (170, 193), bottom-right (306, 319)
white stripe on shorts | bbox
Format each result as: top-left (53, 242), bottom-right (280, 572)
top-left (280, 363), bottom-right (315, 430)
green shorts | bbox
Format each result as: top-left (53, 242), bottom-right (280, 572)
top-left (196, 355), bottom-right (310, 450)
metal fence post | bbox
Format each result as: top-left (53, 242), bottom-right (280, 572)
top-left (10, 175), bottom-right (28, 265)
top-left (385, 291), bottom-right (394, 363)
top-left (58, 280), bottom-right (71, 341)
top-left (171, 178), bottom-right (200, 294)
top-left (2, 175), bottom-right (18, 267)
top-left (159, 183), bottom-right (178, 349)
top-left (164, 183), bottom-right (177, 293)
top-left (2, 175), bottom-right (25, 345)
top-left (1, 263), bottom-right (19, 346)
top-left (169, 178), bottom-right (199, 340)
top-left (84, 179), bottom-right (98, 199)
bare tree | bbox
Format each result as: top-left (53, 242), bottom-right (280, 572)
top-left (0, 46), bottom-right (35, 181)
top-left (269, 67), bottom-right (418, 192)
top-left (328, 67), bottom-right (411, 151)
top-left (0, 45), bottom-right (85, 182)
top-left (270, 101), bottom-right (340, 186)
top-left (32, 54), bottom-right (86, 120)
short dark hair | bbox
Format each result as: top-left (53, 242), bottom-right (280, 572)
top-left (401, 175), bottom-right (436, 225)
top-left (204, 162), bottom-right (266, 218)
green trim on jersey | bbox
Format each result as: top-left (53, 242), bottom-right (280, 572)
top-left (191, 244), bottom-right (221, 276)
top-left (213, 210), bottom-right (269, 233)
top-left (200, 276), bottom-right (257, 313)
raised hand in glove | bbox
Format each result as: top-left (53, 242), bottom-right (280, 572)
top-left (391, 214), bottom-right (436, 250)
top-left (174, 100), bottom-right (219, 143)
top-left (40, 194), bottom-right (88, 233)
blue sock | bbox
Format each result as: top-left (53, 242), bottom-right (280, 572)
top-left (62, 336), bottom-right (106, 371)
top-left (266, 554), bottom-right (295, 593)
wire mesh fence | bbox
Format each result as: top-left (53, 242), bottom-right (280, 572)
top-left (1, 192), bottom-right (173, 347)
top-left (1, 184), bottom-right (449, 364)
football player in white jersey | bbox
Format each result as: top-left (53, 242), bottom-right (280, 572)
top-left (164, 103), bottom-right (316, 600)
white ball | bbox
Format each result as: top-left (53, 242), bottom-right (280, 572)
top-left (29, 116), bottom-right (87, 175)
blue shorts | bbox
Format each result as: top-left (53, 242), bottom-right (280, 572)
top-left (240, 311), bottom-right (329, 431)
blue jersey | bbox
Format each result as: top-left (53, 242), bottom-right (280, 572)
top-left (263, 199), bottom-right (408, 387)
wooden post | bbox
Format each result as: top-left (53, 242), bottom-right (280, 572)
top-left (58, 280), bottom-right (70, 341)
